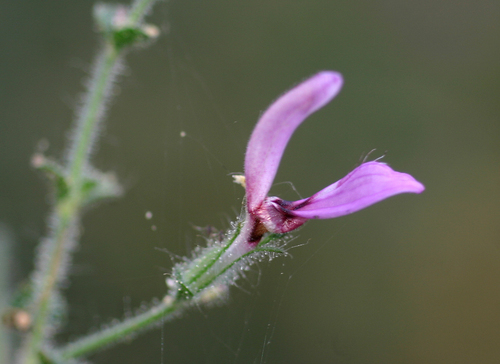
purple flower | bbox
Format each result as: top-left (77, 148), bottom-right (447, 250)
top-left (171, 72), bottom-right (425, 297)
top-left (244, 71), bottom-right (424, 241)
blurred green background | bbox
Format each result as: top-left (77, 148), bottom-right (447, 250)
top-left (1, 1), bottom-right (500, 363)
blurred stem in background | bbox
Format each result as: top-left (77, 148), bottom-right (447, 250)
top-left (0, 224), bottom-right (13, 363)
top-left (14, 1), bottom-right (160, 363)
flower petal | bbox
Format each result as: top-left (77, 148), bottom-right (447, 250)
top-left (289, 161), bottom-right (425, 219)
top-left (254, 197), bottom-right (308, 234)
top-left (245, 71), bottom-right (344, 212)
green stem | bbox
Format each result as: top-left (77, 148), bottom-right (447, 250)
top-left (68, 0), bottom-right (158, 181)
top-left (129, 0), bottom-right (157, 24)
top-left (21, 215), bottom-right (78, 364)
top-left (20, 42), bottom-right (121, 364)
top-left (58, 298), bottom-right (183, 360)
top-left (20, 2), bottom-right (159, 363)
top-left (68, 43), bottom-right (120, 185)
top-left (0, 226), bottom-right (13, 363)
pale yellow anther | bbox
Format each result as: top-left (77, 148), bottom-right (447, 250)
top-left (232, 175), bottom-right (246, 188)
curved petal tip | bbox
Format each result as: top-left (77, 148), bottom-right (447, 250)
top-left (245, 71), bottom-right (344, 211)
top-left (290, 162), bottom-right (424, 219)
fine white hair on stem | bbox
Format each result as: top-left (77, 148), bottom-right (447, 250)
top-left (65, 50), bottom-right (125, 167)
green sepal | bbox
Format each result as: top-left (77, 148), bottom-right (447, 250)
top-left (257, 233), bottom-right (286, 248)
top-left (80, 170), bottom-right (123, 206)
top-left (193, 246), bottom-right (287, 294)
top-left (112, 27), bottom-right (148, 49)
top-left (34, 155), bottom-right (122, 209)
top-left (93, 3), bottom-right (158, 50)
top-left (170, 221), bottom-right (287, 306)
top-left (32, 155), bottom-right (70, 201)
top-left (174, 277), bottom-right (194, 301)
top-left (182, 245), bottom-right (225, 285)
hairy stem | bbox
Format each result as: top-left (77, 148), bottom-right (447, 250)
top-left (58, 298), bottom-right (183, 360)
top-left (19, 1), bottom-right (159, 363)
top-left (22, 215), bottom-right (78, 364)
top-left (20, 43), bottom-right (121, 364)
top-left (68, 44), bottom-right (120, 184)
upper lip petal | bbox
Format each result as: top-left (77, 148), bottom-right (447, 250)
top-left (244, 71), bottom-right (344, 212)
